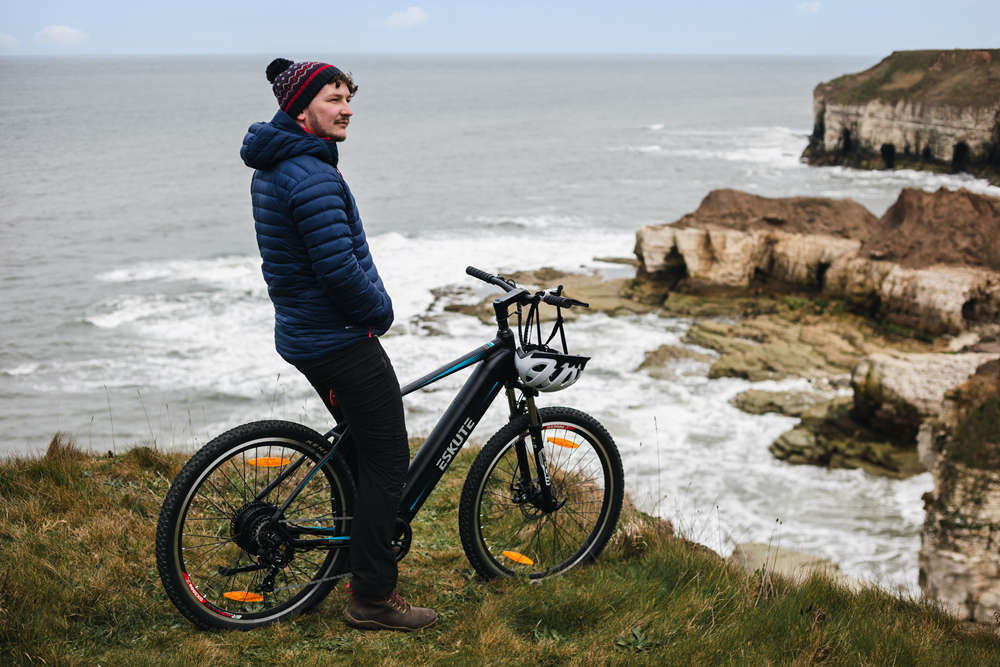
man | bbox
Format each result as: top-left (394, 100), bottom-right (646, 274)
top-left (240, 58), bottom-right (436, 631)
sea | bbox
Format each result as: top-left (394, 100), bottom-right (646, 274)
top-left (3, 54), bottom-right (999, 593)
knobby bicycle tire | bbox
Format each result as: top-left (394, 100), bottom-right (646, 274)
top-left (458, 407), bottom-right (624, 580)
top-left (155, 420), bottom-right (355, 630)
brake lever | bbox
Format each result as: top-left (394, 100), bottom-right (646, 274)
top-left (497, 275), bottom-right (517, 290)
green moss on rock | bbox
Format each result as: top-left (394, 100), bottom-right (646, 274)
top-left (948, 393), bottom-right (1000, 470)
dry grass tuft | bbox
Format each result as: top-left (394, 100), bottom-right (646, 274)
top-left (44, 432), bottom-right (86, 461)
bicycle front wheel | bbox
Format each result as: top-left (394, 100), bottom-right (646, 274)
top-left (155, 420), bottom-right (355, 630)
top-left (459, 407), bottom-right (624, 580)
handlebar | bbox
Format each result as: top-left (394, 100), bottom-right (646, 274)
top-left (465, 266), bottom-right (589, 309)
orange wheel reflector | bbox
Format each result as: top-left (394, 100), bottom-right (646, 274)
top-left (247, 457), bottom-right (290, 468)
top-left (546, 437), bottom-right (579, 449)
top-left (501, 550), bottom-right (535, 566)
top-left (223, 591), bottom-right (264, 602)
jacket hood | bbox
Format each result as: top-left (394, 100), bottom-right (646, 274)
top-left (240, 110), bottom-right (339, 170)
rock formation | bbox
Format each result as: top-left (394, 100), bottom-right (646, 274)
top-left (918, 360), bottom-right (1000, 622)
top-left (633, 186), bottom-right (1000, 477)
top-left (635, 188), bottom-right (1000, 335)
top-left (768, 396), bottom-right (925, 479)
top-left (730, 389), bottom-right (829, 417)
top-left (800, 50), bottom-right (1000, 185)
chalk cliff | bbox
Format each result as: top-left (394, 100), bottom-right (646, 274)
top-left (800, 50), bottom-right (1000, 185)
top-left (918, 360), bottom-right (1000, 622)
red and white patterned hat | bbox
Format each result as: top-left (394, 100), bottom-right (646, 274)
top-left (266, 58), bottom-right (344, 116)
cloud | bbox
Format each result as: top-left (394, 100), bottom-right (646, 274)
top-left (35, 25), bottom-right (88, 46)
top-left (384, 6), bottom-right (429, 30)
top-left (0, 33), bottom-right (18, 50)
top-left (797, 1), bottom-right (821, 13)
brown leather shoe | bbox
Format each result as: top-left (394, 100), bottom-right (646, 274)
top-left (343, 591), bottom-right (438, 631)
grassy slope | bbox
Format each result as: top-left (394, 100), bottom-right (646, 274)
top-left (2, 437), bottom-right (999, 665)
top-left (817, 49), bottom-right (1000, 107)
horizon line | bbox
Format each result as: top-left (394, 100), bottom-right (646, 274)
top-left (0, 50), bottom-right (889, 59)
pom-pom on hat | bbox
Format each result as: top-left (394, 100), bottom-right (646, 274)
top-left (266, 58), bottom-right (344, 117)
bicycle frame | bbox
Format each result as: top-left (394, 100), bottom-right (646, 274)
top-left (396, 336), bottom-right (516, 518)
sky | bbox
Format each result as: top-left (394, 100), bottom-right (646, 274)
top-left (1, 1), bottom-right (998, 57)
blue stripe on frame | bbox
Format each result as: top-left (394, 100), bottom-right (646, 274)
top-left (410, 487), bottom-right (428, 511)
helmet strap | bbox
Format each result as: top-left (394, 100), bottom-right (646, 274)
top-left (542, 307), bottom-right (569, 353)
top-left (517, 297), bottom-right (570, 354)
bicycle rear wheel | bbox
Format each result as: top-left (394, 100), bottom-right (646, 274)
top-left (155, 420), bottom-right (354, 630)
top-left (459, 406), bottom-right (624, 580)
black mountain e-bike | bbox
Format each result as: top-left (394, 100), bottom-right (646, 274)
top-left (155, 267), bottom-right (624, 630)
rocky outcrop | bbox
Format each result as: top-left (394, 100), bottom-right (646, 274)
top-left (919, 360), bottom-right (1000, 622)
top-left (731, 389), bottom-right (832, 417)
top-left (862, 187), bottom-right (1000, 271)
top-left (800, 50), bottom-right (1000, 184)
top-left (769, 397), bottom-right (925, 479)
top-left (635, 188), bottom-right (1000, 335)
top-left (768, 351), bottom-right (999, 478)
top-left (852, 352), bottom-right (1000, 442)
top-left (681, 307), bottom-right (933, 383)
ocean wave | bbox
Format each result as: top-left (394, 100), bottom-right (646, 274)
top-left (821, 165), bottom-right (1000, 197)
top-left (86, 289), bottom-right (262, 330)
top-left (649, 125), bottom-right (807, 138)
top-left (86, 295), bottom-right (189, 329)
top-left (659, 126), bottom-right (809, 169)
top-left (609, 144), bottom-right (663, 153)
top-left (96, 256), bottom-right (261, 290)
top-left (2, 362), bottom-right (40, 376)
top-left (465, 213), bottom-right (591, 229)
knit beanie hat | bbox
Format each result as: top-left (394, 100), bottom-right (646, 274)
top-left (266, 58), bottom-right (344, 117)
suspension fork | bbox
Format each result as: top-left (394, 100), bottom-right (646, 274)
top-left (521, 391), bottom-right (561, 512)
top-left (506, 385), bottom-right (535, 492)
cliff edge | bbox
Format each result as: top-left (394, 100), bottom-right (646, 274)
top-left (801, 50), bottom-right (1000, 185)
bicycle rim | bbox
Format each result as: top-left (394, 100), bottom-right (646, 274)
top-left (475, 420), bottom-right (615, 578)
top-left (170, 436), bottom-right (349, 623)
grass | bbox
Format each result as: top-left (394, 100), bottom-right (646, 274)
top-left (3, 434), bottom-right (1000, 665)
top-left (817, 49), bottom-right (1000, 107)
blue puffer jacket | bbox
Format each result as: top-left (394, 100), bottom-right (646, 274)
top-left (240, 110), bottom-right (393, 362)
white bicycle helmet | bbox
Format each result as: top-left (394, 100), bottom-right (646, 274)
top-left (515, 345), bottom-right (589, 392)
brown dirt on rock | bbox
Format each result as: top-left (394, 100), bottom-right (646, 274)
top-left (674, 188), bottom-right (878, 238)
top-left (861, 187), bottom-right (1000, 271)
top-left (673, 187), bottom-right (1000, 272)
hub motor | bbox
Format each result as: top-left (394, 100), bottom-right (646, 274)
top-left (231, 501), bottom-right (294, 566)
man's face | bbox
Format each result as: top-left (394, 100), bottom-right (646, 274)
top-left (297, 81), bottom-right (352, 141)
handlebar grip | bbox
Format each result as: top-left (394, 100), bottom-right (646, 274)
top-left (466, 266), bottom-right (515, 290)
top-left (465, 265), bottom-right (494, 283)
top-left (542, 292), bottom-right (590, 309)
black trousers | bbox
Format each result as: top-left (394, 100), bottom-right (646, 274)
top-left (294, 336), bottom-right (409, 599)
